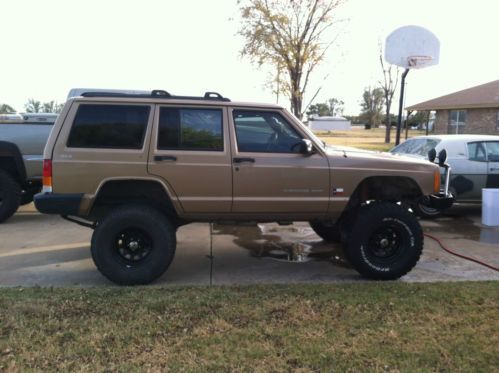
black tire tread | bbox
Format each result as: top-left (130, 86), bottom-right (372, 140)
top-left (0, 170), bottom-right (21, 223)
top-left (346, 202), bottom-right (423, 280)
top-left (91, 204), bottom-right (176, 285)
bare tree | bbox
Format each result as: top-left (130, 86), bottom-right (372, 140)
top-left (379, 50), bottom-right (399, 143)
top-left (238, 0), bottom-right (345, 119)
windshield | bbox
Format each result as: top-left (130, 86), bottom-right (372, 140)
top-left (391, 138), bottom-right (441, 157)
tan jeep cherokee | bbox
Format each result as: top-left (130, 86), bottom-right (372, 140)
top-left (34, 90), bottom-right (453, 285)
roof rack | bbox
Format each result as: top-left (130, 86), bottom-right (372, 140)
top-left (80, 90), bottom-right (231, 102)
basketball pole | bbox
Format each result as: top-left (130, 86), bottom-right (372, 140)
top-left (395, 68), bottom-right (410, 145)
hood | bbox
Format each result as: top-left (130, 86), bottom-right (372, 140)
top-left (325, 145), bottom-right (438, 170)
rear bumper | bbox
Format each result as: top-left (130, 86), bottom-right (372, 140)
top-left (34, 192), bottom-right (83, 215)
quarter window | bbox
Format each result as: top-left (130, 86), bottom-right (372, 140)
top-left (67, 104), bottom-right (150, 149)
top-left (233, 110), bottom-right (302, 153)
top-left (158, 108), bottom-right (223, 151)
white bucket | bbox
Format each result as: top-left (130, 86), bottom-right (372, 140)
top-left (482, 189), bottom-right (499, 226)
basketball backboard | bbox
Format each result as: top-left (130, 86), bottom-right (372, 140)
top-left (385, 25), bottom-right (440, 69)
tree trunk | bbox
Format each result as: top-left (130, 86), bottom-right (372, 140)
top-left (384, 103), bottom-right (391, 143)
top-left (291, 94), bottom-right (303, 119)
top-left (289, 69), bottom-right (303, 120)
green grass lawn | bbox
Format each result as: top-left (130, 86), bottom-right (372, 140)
top-left (317, 127), bottom-right (427, 152)
top-left (1, 282), bottom-right (498, 372)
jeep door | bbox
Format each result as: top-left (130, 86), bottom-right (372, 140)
top-left (148, 105), bottom-right (232, 213)
top-left (229, 108), bottom-right (330, 214)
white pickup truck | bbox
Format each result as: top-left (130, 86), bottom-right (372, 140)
top-left (0, 113), bottom-right (57, 222)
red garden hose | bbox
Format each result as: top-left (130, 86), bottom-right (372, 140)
top-left (424, 233), bottom-right (499, 272)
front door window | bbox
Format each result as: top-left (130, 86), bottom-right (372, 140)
top-left (233, 110), bottom-right (303, 153)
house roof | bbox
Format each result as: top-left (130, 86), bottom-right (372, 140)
top-left (406, 79), bottom-right (499, 111)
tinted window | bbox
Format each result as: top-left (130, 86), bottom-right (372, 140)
top-left (391, 138), bottom-right (440, 157)
top-left (67, 105), bottom-right (149, 149)
top-left (158, 108), bottom-right (223, 151)
top-left (233, 110), bottom-right (302, 153)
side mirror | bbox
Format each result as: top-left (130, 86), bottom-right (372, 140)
top-left (300, 139), bottom-right (314, 155)
top-left (428, 148), bottom-right (437, 163)
top-left (438, 149), bottom-right (447, 167)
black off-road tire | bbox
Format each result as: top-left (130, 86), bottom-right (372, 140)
top-left (412, 202), bottom-right (442, 219)
top-left (309, 220), bottom-right (342, 243)
top-left (345, 202), bottom-right (423, 280)
top-left (0, 170), bottom-right (21, 223)
top-left (91, 205), bottom-right (176, 285)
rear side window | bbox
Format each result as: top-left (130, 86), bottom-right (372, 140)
top-left (67, 104), bottom-right (150, 149)
top-left (158, 107), bottom-right (223, 151)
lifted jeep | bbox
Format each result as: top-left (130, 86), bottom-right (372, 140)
top-left (35, 89), bottom-right (453, 285)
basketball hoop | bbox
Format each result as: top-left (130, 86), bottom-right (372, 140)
top-left (384, 25), bottom-right (440, 146)
top-left (385, 26), bottom-right (440, 69)
top-left (407, 55), bottom-right (433, 69)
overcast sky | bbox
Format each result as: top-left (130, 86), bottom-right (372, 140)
top-left (1, 0), bottom-right (498, 115)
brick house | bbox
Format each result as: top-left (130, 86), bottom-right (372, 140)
top-left (406, 80), bottom-right (499, 135)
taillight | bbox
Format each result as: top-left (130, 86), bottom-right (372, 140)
top-left (433, 168), bottom-right (441, 193)
top-left (42, 159), bottom-right (52, 193)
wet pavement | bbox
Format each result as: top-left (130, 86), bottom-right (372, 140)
top-left (0, 204), bottom-right (497, 286)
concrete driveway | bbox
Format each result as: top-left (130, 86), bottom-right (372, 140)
top-left (0, 204), bottom-right (498, 286)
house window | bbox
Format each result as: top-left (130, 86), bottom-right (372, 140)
top-left (496, 110), bottom-right (499, 130)
top-left (448, 110), bottom-right (466, 134)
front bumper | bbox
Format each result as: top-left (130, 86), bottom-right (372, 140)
top-left (422, 160), bottom-right (454, 210)
top-left (426, 192), bottom-right (454, 210)
top-left (34, 192), bottom-right (83, 215)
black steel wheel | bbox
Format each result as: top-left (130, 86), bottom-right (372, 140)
top-left (114, 227), bottom-right (153, 264)
top-left (91, 205), bottom-right (176, 285)
top-left (345, 202), bottom-right (423, 280)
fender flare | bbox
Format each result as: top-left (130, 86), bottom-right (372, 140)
top-left (0, 141), bottom-right (27, 181)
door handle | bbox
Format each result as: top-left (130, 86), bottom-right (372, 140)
top-left (154, 155), bottom-right (177, 162)
top-left (233, 157), bottom-right (255, 164)
top-left (491, 168), bottom-right (498, 171)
